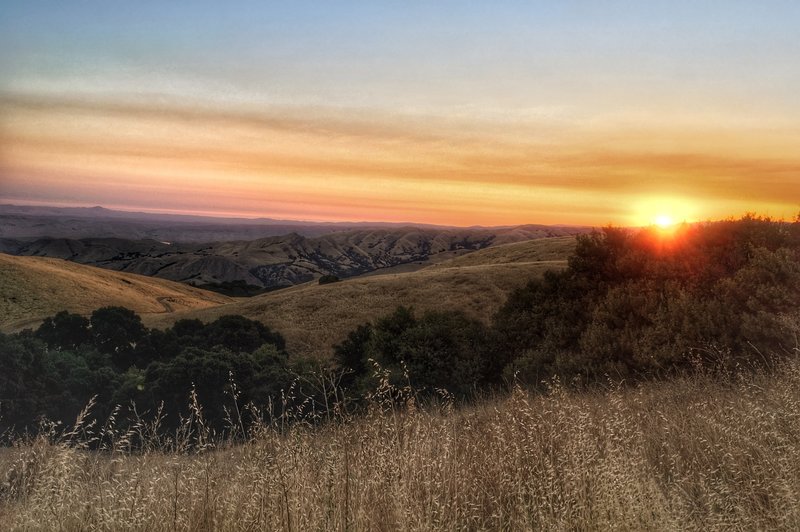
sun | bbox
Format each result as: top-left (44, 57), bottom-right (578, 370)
top-left (632, 196), bottom-right (698, 228)
top-left (654, 214), bottom-right (675, 228)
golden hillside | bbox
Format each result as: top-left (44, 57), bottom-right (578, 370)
top-left (145, 237), bottom-right (576, 357)
top-left (436, 235), bottom-right (577, 267)
top-left (0, 253), bottom-right (232, 332)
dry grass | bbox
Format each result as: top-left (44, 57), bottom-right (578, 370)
top-left (0, 253), bottom-right (232, 332)
top-left (143, 237), bottom-right (576, 358)
top-left (435, 235), bottom-right (576, 267)
top-left (145, 261), bottom-right (565, 359)
top-left (1, 237), bottom-right (574, 356)
top-left (2, 357), bottom-right (800, 531)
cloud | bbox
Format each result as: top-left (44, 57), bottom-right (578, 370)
top-left (2, 91), bottom-right (799, 225)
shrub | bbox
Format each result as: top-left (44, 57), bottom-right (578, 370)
top-left (334, 306), bottom-right (493, 397)
top-left (495, 216), bottom-right (800, 385)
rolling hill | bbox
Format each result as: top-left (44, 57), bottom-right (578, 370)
top-left (0, 236), bottom-right (578, 354)
top-left (144, 236), bottom-right (577, 357)
top-left (1, 226), bottom-right (585, 291)
top-left (0, 253), bottom-right (232, 332)
top-left (435, 235), bottom-right (578, 267)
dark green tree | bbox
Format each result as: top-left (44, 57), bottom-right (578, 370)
top-left (202, 315), bottom-right (286, 353)
top-left (35, 311), bottom-right (90, 350)
top-left (90, 307), bottom-right (146, 369)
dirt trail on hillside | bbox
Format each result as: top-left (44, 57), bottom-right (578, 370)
top-left (155, 297), bottom-right (175, 313)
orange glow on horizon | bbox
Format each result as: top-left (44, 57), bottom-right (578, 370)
top-left (3, 3), bottom-right (800, 229)
top-left (1, 95), bottom-right (798, 227)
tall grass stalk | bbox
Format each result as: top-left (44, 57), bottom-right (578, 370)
top-left (2, 358), bottom-right (800, 530)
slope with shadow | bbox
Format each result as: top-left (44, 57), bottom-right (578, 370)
top-left (0, 253), bottom-right (232, 332)
top-left (1, 226), bottom-right (584, 290)
top-left (144, 236), bottom-right (577, 358)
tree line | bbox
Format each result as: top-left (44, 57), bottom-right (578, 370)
top-left (0, 312), bottom-right (296, 435)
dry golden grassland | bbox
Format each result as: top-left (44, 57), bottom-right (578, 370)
top-left (144, 262), bottom-right (561, 359)
top-left (2, 357), bottom-right (800, 531)
top-left (145, 237), bottom-right (576, 358)
top-left (436, 235), bottom-right (577, 267)
top-left (0, 253), bottom-right (232, 332)
top-left (0, 237), bottom-right (575, 355)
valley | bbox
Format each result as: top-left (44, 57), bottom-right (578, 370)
top-left (0, 235), bottom-right (577, 357)
top-left (1, 220), bottom-right (583, 291)
top-left (144, 238), bottom-right (576, 357)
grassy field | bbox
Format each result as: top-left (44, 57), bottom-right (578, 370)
top-left (2, 356), bottom-right (799, 530)
top-left (435, 234), bottom-right (577, 267)
top-left (0, 253), bottom-right (232, 332)
top-left (145, 237), bottom-right (576, 357)
top-left (0, 237), bottom-right (575, 349)
top-left (3, 233), bottom-right (799, 530)
top-left (0, 237), bottom-right (575, 355)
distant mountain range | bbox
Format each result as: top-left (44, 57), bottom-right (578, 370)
top-left (0, 204), bottom-right (588, 290)
top-left (0, 204), bottom-right (587, 241)
top-left (0, 227), bottom-right (583, 291)
top-left (0, 204), bottom-right (450, 241)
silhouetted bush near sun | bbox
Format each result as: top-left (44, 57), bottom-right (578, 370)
top-left (495, 215), bottom-right (800, 385)
top-left (336, 215), bottom-right (800, 391)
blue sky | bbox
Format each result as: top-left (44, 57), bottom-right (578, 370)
top-left (4, 1), bottom-right (798, 112)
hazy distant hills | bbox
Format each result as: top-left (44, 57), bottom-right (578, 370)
top-left (0, 203), bottom-right (586, 240)
top-left (0, 227), bottom-right (580, 289)
top-left (0, 253), bottom-right (232, 332)
top-left (0, 204), bottom-right (584, 356)
top-left (0, 206), bottom-right (587, 290)
top-left (0, 204), bottom-right (452, 241)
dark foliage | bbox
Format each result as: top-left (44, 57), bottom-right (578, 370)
top-left (1, 308), bottom-right (292, 434)
top-left (336, 216), bottom-right (800, 393)
top-left (334, 306), bottom-right (495, 397)
top-left (196, 280), bottom-right (271, 297)
top-left (497, 215), bottom-right (800, 385)
top-left (3, 215), bottom-right (799, 434)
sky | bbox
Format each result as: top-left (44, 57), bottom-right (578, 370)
top-left (1, 1), bottom-right (799, 227)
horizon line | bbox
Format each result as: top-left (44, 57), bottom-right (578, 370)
top-left (2, 200), bottom-right (795, 232)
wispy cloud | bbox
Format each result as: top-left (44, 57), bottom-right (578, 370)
top-left (1, 92), bottom-right (798, 225)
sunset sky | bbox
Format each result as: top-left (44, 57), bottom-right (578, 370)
top-left (1, 1), bottom-right (798, 226)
